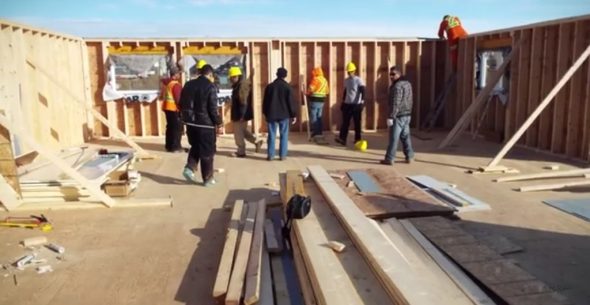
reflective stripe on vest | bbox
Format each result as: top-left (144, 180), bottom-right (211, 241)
top-left (162, 80), bottom-right (179, 111)
top-left (446, 16), bottom-right (460, 31)
top-left (311, 78), bottom-right (328, 98)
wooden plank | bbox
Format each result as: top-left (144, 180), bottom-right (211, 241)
top-left (13, 197), bottom-right (172, 211)
top-left (486, 44), bottom-right (590, 168)
top-left (270, 254), bottom-right (292, 305)
top-left (551, 24), bottom-right (574, 154)
top-left (537, 26), bottom-right (558, 150)
top-left (244, 199), bottom-right (268, 305)
top-left (0, 125), bottom-right (20, 195)
top-left (0, 174), bottom-right (21, 211)
top-left (307, 165), bottom-right (472, 305)
top-left (439, 39), bottom-right (522, 148)
top-left (226, 201), bottom-right (258, 305)
top-left (494, 168), bottom-right (590, 182)
top-left (400, 219), bottom-right (496, 305)
top-left (565, 21), bottom-right (586, 157)
top-left (525, 28), bottom-right (544, 147)
top-left (213, 200), bottom-right (245, 299)
top-left (515, 30), bottom-right (532, 145)
top-left (264, 219), bottom-right (282, 253)
top-left (289, 230), bottom-right (318, 305)
top-left (519, 179), bottom-right (590, 192)
top-left (259, 248), bottom-right (274, 305)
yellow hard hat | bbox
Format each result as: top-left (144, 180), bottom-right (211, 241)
top-left (354, 140), bottom-right (367, 152)
top-left (228, 66), bottom-right (242, 78)
top-left (196, 59), bottom-right (207, 69)
top-left (346, 62), bottom-right (357, 72)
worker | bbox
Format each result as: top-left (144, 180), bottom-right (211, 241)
top-left (335, 62), bottom-right (365, 146)
top-left (381, 66), bottom-right (414, 165)
top-left (262, 68), bottom-right (298, 161)
top-left (438, 15), bottom-right (468, 70)
top-left (228, 66), bottom-right (263, 157)
top-left (178, 64), bottom-right (223, 187)
top-left (161, 65), bottom-right (183, 153)
top-left (306, 67), bottom-right (329, 142)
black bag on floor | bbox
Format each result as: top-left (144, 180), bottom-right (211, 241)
top-left (282, 194), bottom-right (312, 239)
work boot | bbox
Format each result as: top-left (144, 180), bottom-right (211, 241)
top-left (334, 137), bottom-right (346, 146)
top-left (203, 178), bottom-right (217, 187)
top-left (380, 159), bottom-right (393, 166)
top-left (405, 157), bottom-right (414, 164)
top-left (255, 140), bottom-right (264, 153)
top-left (182, 167), bottom-right (198, 184)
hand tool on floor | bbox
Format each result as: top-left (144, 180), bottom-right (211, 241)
top-left (0, 214), bottom-right (53, 232)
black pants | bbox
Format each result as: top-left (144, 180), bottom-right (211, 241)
top-left (164, 110), bottom-right (182, 151)
top-left (186, 125), bottom-right (216, 181)
top-left (339, 103), bottom-right (364, 143)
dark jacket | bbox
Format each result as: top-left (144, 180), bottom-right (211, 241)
top-left (388, 77), bottom-right (413, 118)
top-left (262, 78), bottom-right (297, 121)
top-left (179, 75), bottom-right (223, 127)
top-left (230, 78), bottom-right (253, 122)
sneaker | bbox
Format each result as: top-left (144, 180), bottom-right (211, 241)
top-left (380, 160), bottom-right (393, 165)
top-left (182, 167), bottom-right (198, 184)
top-left (334, 137), bottom-right (346, 146)
top-left (255, 140), bottom-right (264, 153)
top-left (203, 178), bottom-right (217, 187)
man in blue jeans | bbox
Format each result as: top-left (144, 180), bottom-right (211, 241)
top-left (381, 66), bottom-right (415, 165)
top-left (263, 68), bottom-right (298, 161)
top-left (307, 67), bottom-right (329, 142)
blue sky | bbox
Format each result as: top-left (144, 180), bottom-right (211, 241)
top-left (2, 0), bottom-right (589, 38)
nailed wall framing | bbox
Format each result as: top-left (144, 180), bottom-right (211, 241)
top-left (453, 14), bottom-right (590, 161)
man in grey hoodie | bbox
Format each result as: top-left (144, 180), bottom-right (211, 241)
top-left (381, 66), bottom-right (415, 165)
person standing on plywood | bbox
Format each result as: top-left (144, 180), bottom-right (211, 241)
top-left (179, 64), bottom-right (223, 186)
top-left (307, 67), bottom-right (329, 142)
top-left (262, 68), bottom-right (298, 161)
top-left (381, 66), bottom-right (415, 165)
top-left (438, 15), bottom-right (468, 70)
top-left (335, 62), bottom-right (365, 147)
top-left (228, 66), bottom-right (263, 157)
top-left (161, 65), bottom-right (184, 153)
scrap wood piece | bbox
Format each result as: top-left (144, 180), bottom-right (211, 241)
top-left (307, 165), bottom-right (473, 305)
top-left (486, 44), bottom-right (590, 169)
top-left (494, 168), bottom-right (590, 183)
top-left (333, 169), bottom-right (453, 219)
top-left (519, 180), bottom-right (590, 192)
top-left (411, 216), bottom-right (570, 304)
top-left (226, 201), bottom-right (258, 305)
top-left (543, 198), bottom-right (590, 222)
top-left (244, 199), bottom-right (268, 305)
top-left (213, 200), bottom-right (245, 299)
top-left (400, 220), bottom-right (495, 305)
top-left (264, 219), bottom-right (282, 253)
top-left (293, 177), bottom-right (395, 305)
top-left (0, 113), bottom-right (116, 207)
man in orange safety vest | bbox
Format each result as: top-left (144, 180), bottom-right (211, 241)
top-left (438, 15), bottom-right (468, 71)
top-left (307, 67), bottom-right (329, 141)
top-left (161, 65), bottom-right (183, 152)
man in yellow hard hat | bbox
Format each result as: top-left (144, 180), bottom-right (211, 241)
top-left (228, 66), bottom-right (263, 157)
top-left (336, 62), bottom-right (365, 146)
top-left (196, 59), bottom-right (207, 75)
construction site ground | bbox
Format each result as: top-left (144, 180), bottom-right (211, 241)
top-left (1, 131), bottom-right (589, 305)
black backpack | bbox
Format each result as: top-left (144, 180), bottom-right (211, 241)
top-left (282, 194), bottom-right (312, 238)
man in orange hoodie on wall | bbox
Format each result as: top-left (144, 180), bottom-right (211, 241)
top-left (306, 67), bottom-right (329, 142)
top-left (438, 15), bottom-right (468, 71)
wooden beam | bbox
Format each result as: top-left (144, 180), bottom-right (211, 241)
top-left (213, 200), bottom-right (245, 299)
top-left (565, 21), bottom-right (585, 157)
top-left (439, 39), bottom-right (522, 149)
top-left (307, 165), bottom-right (473, 305)
top-left (226, 201), bottom-right (258, 305)
top-left (12, 197), bottom-right (172, 211)
top-left (519, 180), bottom-right (590, 192)
top-left (486, 44), bottom-right (590, 169)
top-left (264, 219), bottom-right (282, 253)
top-left (550, 24), bottom-right (574, 154)
top-left (289, 230), bottom-right (318, 305)
top-left (244, 199), bottom-right (267, 305)
top-left (0, 113), bottom-right (116, 207)
top-left (259, 248), bottom-right (274, 305)
top-left (494, 168), bottom-right (590, 183)
top-left (0, 174), bottom-right (21, 211)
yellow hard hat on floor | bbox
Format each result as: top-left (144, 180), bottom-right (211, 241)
top-left (196, 59), bottom-right (207, 69)
top-left (346, 62), bottom-right (357, 72)
top-left (228, 66), bottom-right (242, 77)
top-left (354, 140), bottom-right (367, 152)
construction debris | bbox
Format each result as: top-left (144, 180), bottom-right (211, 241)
top-left (46, 243), bottom-right (66, 254)
top-left (327, 241), bottom-right (346, 253)
top-left (21, 236), bottom-right (48, 247)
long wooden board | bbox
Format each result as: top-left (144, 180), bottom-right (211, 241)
top-left (226, 201), bottom-right (258, 305)
top-left (519, 180), bottom-right (590, 192)
top-left (494, 168), bottom-right (590, 183)
top-left (213, 200), bottom-right (245, 299)
top-left (307, 165), bottom-right (472, 305)
top-left (245, 199), bottom-right (268, 305)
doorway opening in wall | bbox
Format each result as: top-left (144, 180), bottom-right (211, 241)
top-left (472, 46), bottom-right (511, 142)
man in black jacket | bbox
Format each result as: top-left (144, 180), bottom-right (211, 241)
top-left (229, 66), bottom-right (263, 157)
top-left (179, 64), bottom-right (223, 186)
top-left (262, 68), bottom-right (297, 161)
top-left (381, 66), bottom-right (415, 165)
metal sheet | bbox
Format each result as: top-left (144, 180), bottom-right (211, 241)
top-left (347, 170), bottom-right (382, 193)
top-left (408, 175), bottom-right (491, 212)
top-left (543, 199), bottom-right (590, 222)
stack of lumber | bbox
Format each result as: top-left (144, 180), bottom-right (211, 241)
top-left (279, 167), bottom-right (482, 305)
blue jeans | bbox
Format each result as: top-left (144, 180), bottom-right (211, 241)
top-left (308, 99), bottom-right (324, 136)
top-left (384, 116), bottom-right (414, 162)
top-left (267, 119), bottom-right (290, 159)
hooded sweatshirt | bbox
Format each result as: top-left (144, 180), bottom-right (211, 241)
top-left (307, 67), bottom-right (329, 99)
